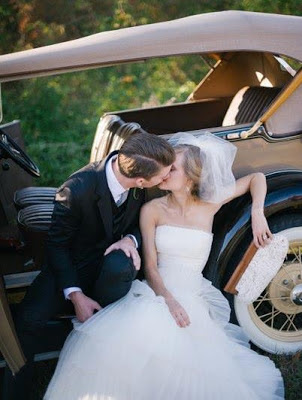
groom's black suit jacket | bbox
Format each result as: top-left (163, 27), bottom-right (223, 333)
top-left (46, 151), bottom-right (145, 291)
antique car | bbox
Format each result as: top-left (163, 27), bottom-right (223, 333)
top-left (1, 10), bottom-right (302, 375)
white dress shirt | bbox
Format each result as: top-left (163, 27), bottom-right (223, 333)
top-left (106, 155), bottom-right (129, 204)
top-left (64, 156), bottom-right (137, 299)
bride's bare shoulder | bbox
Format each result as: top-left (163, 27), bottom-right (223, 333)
top-left (141, 196), bottom-right (169, 216)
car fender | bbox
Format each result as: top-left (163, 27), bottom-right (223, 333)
top-left (204, 170), bottom-right (302, 288)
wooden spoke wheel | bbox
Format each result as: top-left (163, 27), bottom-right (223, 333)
top-left (234, 223), bottom-right (302, 354)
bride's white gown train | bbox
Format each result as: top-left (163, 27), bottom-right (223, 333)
top-left (45, 225), bottom-right (284, 400)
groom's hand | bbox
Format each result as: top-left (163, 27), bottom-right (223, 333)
top-left (70, 291), bottom-right (102, 322)
top-left (104, 237), bottom-right (141, 270)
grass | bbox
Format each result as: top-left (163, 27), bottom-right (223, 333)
top-left (18, 351), bottom-right (302, 399)
top-left (273, 352), bottom-right (302, 400)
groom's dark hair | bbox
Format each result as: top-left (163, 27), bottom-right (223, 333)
top-left (118, 132), bottom-right (175, 179)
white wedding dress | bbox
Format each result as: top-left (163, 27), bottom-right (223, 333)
top-left (45, 225), bottom-right (284, 400)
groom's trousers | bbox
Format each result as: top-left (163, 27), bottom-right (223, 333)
top-left (2, 249), bottom-right (137, 400)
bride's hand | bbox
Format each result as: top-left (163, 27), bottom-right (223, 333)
top-left (165, 297), bottom-right (190, 328)
top-left (251, 208), bottom-right (273, 248)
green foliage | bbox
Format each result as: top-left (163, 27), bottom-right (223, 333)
top-left (232, 0), bottom-right (302, 15)
top-left (1, 0), bottom-right (301, 186)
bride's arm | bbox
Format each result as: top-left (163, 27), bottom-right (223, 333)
top-left (219, 172), bottom-right (273, 248)
top-left (139, 202), bottom-right (170, 298)
top-left (140, 202), bottom-right (190, 328)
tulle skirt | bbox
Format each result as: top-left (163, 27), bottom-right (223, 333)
top-left (44, 277), bottom-right (284, 400)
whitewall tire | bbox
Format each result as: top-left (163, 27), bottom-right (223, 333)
top-left (234, 224), bottom-right (302, 354)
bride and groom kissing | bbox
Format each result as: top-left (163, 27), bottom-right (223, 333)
top-left (4, 131), bottom-right (284, 399)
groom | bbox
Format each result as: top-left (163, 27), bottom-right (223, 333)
top-left (2, 131), bottom-right (175, 400)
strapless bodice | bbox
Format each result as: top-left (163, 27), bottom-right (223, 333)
top-left (155, 224), bottom-right (213, 272)
top-left (155, 225), bottom-right (213, 295)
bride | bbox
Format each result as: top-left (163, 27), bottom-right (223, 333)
top-left (44, 132), bottom-right (284, 400)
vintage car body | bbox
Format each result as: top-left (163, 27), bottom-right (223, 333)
top-left (1, 10), bottom-right (302, 373)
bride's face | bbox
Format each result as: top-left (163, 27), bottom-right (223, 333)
top-left (158, 151), bottom-right (189, 192)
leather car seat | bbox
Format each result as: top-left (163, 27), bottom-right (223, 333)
top-left (222, 86), bottom-right (281, 126)
top-left (14, 187), bottom-right (56, 210)
top-left (17, 204), bottom-right (54, 268)
top-left (91, 115), bottom-right (144, 162)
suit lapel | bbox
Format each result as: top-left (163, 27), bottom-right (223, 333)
top-left (95, 152), bottom-right (119, 241)
top-left (121, 187), bottom-right (145, 232)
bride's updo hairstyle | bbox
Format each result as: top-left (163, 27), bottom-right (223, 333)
top-left (174, 144), bottom-right (202, 199)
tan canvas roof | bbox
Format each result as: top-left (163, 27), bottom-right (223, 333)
top-left (1, 10), bottom-right (302, 82)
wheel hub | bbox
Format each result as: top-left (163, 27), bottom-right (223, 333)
top-left (290, 283), bottom-right (302, 305)
top-left (268, 263), bottom-right (302, 314)
top-left (247, 241), bottom-right (302, 342)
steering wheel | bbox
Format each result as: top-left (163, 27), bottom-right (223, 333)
top-left (0, 128), bottom-right (40, 177)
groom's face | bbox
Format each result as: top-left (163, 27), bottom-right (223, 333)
top-left (141, 164), bottom-right (172, 188)
top-left (158, 151), bottom-right (188, 192)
